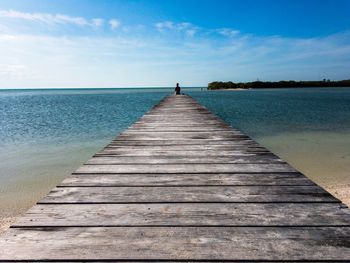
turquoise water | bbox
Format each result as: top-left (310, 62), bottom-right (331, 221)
top-left (0, 88), bottom-right (172, 147)
top-left (190, 88), bottom-right (350, 137)
top-left (1, 87), bottom-right (350, 223)
top-left (190, 88), bottom-right (350, 190)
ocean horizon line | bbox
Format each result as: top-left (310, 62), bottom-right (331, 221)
top-left (0, 86), bottom-right (206, 91)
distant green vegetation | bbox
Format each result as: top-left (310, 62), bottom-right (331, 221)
top-left (208, 79), bottom-right (350, 90)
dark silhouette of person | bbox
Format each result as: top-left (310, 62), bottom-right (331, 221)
top-left (175, 83), bottom-right (181, 95)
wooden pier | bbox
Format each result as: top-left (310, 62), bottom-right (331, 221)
top-left (1, 94), bottom-right (350, 261)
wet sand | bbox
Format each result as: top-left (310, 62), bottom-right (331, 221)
top-left (0, 218), bottom-right (15, 233)
top-left (258, 131), bottom-right (350, 186)
top-left (257, 131), bottom-right (350, 208)
top-left (325, 184), bottom-right (350, 207)
top-left (0, 141), bottom-right (103, 233)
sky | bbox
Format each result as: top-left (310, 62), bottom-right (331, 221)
top-left (0, 0), bottom-right (349, 88)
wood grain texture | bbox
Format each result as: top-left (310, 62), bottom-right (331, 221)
top-left (13, 203), bottom-right (350, 227)
top-left (75, 163), bottom-right (296, 174)
top-left (61, 172), bottom-right (314, 186)
top-left (116, 134), bottom-right (249, 140)
top-left (1, 227), bottom-right (350, 260)
top-left (85, 156), bottom-right (284, 164)
top-left (39, 186), bottom-right (337, 203)
top-left (104, 144), bottom-right (266, 150)
top-left (110, 139), bottom-right (257, 145)
top-left (95, 149), bottom-right (271, 157)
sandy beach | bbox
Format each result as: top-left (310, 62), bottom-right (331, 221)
top-left (0, 218), bottom-right (15, 233)
top-left (326, 185), bottom-right (350, 207)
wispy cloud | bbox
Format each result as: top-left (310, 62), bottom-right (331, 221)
top-left (154, 21), bottom-right (243, 38)
top-left (91, 18), bottom-right (104, 27)
top-left (155, 21), bottom-right (174, 31)
top-left (217, 28), bottom-right (240, 37)
top-left (0, 9), bottom-right (104, 28)
top-left (109, 19), bottom-right (120, 30)
top-left (0, 9), bottom-right (349, 87)
top-left (155, 21), bottom-right (199, 37)
top-left (0, 30), bottom-right (349, 87)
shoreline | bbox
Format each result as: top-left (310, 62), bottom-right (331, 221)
top-left (207, 86), bottom-right (350, 91)
top-left (211, 88), bottom-right (246, 91)
top-left (207, 80), bottom-right (350, 90)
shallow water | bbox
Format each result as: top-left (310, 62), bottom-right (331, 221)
top-left (0, 88), bottom-right (171, 218)
top-left (257, 131), bottom-right (350, 185)
top-left (1, 87), bottom-right (350, 222)
top-left (189, 88), bottom-right (350, 186)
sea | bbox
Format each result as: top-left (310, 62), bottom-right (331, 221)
top-left (1, 87), bottom-right (350, 223)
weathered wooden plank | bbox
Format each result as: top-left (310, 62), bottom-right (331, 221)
top-left (1, 227), bottom-right (350, 260)
top-left (149, 106), bottom-right (207, 109)
top-left (142, 109), bottom-right (214, 113)
top-left (128, 128), bottom-right (234, 132)
top-left (110, 139), bottom-right (256, 146)
top-left (137, 117), bottom-right (222, 120)
top-left (142, 113), bottom-right (215, 117)
top-left (144, 109), bottom-right (211, 111)
top-left (104, 145), bottom-right (267, 151)
top-left (131, 125), bottom-right (231, 128)
top-left (139, 113), bottom-right (220, 117)
top-left (95, 150), bottom-right (271, 157)
top-left (75, 163), bottom-right (295, 174)
top-left (133, 123), bottom-right (229, 127)
top-left (134, 120), bottom-right (230, 125)
top-left (13, 203), bottom-right (350, 227)
top-left (116, 134), bottom-right (249, 140)
top-left (85, 156), bottom-right (284, 165)
top-left (135, 114), bottom-right (224, 118)
top-left (62, 173), bottom-right (314, 186)
top-left (39, 186), bottom-right (337, 203)
top-left (102, 146), bottom-right (269, 152)
top-left (101, 148), bottom-right (269, 155)
top-left (126, 130), bottom-right (241, 134)
top-left (136, 120), bottom-right (227, 124)
top-left (142, 115), bottom-right (217, 118)
top-left (94, 152), bottom-right (271, 158)
top-left (126, 128), bottom-right (233, 132)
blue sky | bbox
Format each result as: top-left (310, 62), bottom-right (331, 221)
top-left (0, 0), bottom-right (349, 87)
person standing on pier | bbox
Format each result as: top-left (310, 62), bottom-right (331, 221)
top-left (175, 83), bottom-right (181, 95)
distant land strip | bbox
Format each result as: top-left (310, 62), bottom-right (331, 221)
top-left (208, 79), bottom-right (350, 90)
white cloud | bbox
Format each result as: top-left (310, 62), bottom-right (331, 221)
top-left (186, 29), bottom-right (197, 37)
top-left (177, 22), bottom-right (192, 30)
top-left (1, 30), bottom-right (349, 88)
top-left (121, 24), bottom-right (145, 33)
top-left (156, 21), bottom-right (243, 38)
top-left (92, 18), bottom-right (104, 27)
top-left (0, 9), bottom-right (103, 28)
top-left (155, 21), bottom-right (198, 36)
top-left (109, 19), bottom-right (120, 30)
top-left (0, 12), bottom-right (350, 87)
top-left (217, 28), bottom-right (240, 37)
top-left (155, 21), bottom-right (174, 31)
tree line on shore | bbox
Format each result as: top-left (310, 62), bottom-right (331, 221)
top-left (207, 79), bottom-right (350, 90)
